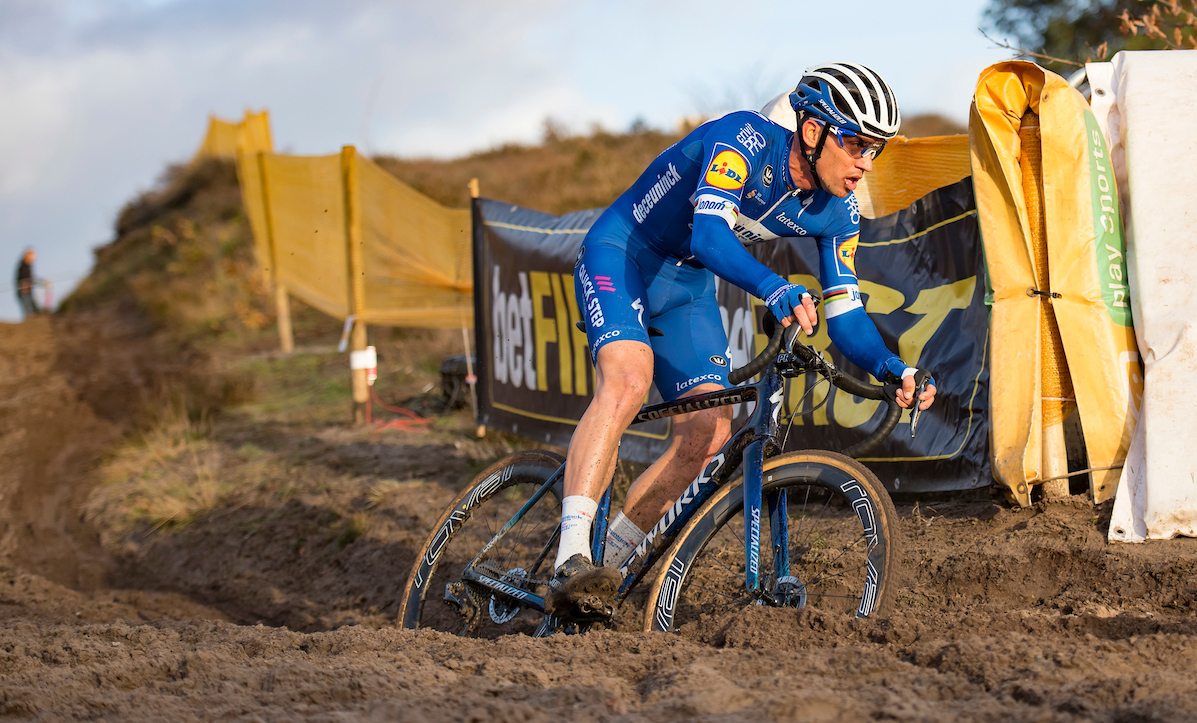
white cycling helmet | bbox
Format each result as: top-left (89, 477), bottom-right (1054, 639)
top-left (789, 62), bottom-right (901, 140)
top-left (788, 62), bottom-right (900, 191)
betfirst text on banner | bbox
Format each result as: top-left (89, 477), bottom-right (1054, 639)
top-left (474, 202), bottom-right (672, 461)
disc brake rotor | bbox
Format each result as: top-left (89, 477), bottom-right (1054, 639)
top-left (774, 575), bottom-right (807, 608)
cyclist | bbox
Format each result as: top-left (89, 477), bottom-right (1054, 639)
top-left (548, 62), bottom-right (937, 617)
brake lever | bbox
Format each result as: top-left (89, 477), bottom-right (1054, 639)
top-left (909, 374), bottom-right (930, 438)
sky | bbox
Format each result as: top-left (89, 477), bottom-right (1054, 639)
top-left (0, 0), bottom-right (1017, 322)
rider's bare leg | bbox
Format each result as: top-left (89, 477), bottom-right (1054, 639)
top-left (563, 339), bottom-right (655, 502)
top-left (620, 383), bottom-right (732, 532)
top-left (555, 340), bottom-right (653, 571)
top-left (548, 340), bottom-right (653, 612)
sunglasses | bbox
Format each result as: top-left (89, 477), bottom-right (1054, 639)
top-left (818, 123), bottom-right (887, 160)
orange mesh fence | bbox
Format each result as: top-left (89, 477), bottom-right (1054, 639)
top-left (855, 134), bottom-right (972, 218)
top-left (354, 155), bottom-right (473, 328)
top-left (194, 110), bottom-right (273, 161)
top-left (228, 117), bottom-right (966, 332)
top-left (258, 153), bottom-right (351, 320)
top-left (235, 152), bottom-right (273, 273)
top-left (235, 140), bottom-right (474, 329)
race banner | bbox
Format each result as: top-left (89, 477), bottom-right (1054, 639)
top-left (473, 177), bottom-right (990, 492)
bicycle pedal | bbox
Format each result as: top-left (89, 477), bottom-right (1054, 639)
top-left (572, 595), bottom-right (615, 621)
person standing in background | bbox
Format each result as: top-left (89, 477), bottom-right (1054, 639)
top-left (15, 248), bottom-right (41, 319)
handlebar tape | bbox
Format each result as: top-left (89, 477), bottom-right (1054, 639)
top-left (728, 322), bottom-right (785, 385)
top-left (841, 391), bottom-right (902, 459)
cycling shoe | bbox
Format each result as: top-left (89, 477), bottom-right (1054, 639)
top-left (545, 554), bottom-right (620, 619)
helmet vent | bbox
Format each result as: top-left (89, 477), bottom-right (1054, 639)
top-left (788, 61), bottom-right (901, 140)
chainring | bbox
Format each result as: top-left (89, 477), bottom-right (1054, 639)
top-left (488, 567), bottom-right (528, 624)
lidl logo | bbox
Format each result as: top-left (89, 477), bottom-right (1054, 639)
top-left (837, 235), bottom-right (859, 276)
top-left (705, 149), bottom-right (748, 191)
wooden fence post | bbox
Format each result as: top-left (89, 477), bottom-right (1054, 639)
top-left (275, 283), bottom-right (294, 354)
top-left (467, 178), bottom-right (486, 438)
top-left (343, 146), bottom-right (369, 424)
top-left (257, 151), bottom-right (293, 354)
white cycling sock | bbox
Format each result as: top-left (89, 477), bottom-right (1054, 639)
top-left (603, 510), bottom-right (647, 567)
top-left (555, 495), bottom-right (598, 569)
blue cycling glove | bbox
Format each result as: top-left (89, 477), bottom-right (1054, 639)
top-left (762, 281), bottom-right (812, 325)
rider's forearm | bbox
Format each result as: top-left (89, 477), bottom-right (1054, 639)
top-left (689, 214), bottom-right (783, 301)
top-left (826, 307), bottom-right (907, 381)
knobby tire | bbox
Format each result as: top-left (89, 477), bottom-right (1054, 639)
top-left (643, 450), bottom-right (901, 632)
top-left (397, 450), bottom-right (565, 637)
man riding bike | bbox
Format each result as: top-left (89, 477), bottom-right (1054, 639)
top-left (549, 62), bottom-right (938, 617)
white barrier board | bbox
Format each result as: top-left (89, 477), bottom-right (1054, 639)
top-left (1102, 51), bottom-right (1197, 542)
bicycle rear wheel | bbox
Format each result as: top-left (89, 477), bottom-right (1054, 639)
top-left (398, 450), bottom-right (564, 637)
top-left (644, 450), bottom-right (900, 632)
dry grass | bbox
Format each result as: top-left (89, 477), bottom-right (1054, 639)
top-left (364, 479), bottom-right (406, 509)
top-left (61, 159), bottom-right (276, 349)
top-left (900, 113), bottom-right (967, 138)
top-left (376, 126), bottom-right (687, 214)
top-left (82, 329), bottom-right (473, 536)
top-left (378, 114), bottom-right (966, 215)
top-left (85, 406), bottom-right (230, 532)
top-left (336, 512), bottom-right (371, 548)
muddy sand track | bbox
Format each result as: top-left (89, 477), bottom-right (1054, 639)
top-left (5, 314), bottom-right (1197, 721)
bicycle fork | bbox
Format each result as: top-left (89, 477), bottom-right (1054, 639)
top-left (742, 437), bottom-right (767, 592)
top-left (742, 441), bottom-right (793, 596)
top-left (743, 374), bottom-right (792, 601)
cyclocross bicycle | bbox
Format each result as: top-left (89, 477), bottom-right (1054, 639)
top-left (398, 313), bottom-right (907, 636)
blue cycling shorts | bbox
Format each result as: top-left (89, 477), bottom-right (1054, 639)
top-left (573, 212), bottom-right (731, 402)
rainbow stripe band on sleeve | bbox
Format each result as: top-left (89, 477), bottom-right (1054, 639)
top-left (823, 284), bottom-right (863, 319)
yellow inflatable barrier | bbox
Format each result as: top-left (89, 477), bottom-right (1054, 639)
top-left (971, 62), bottom-right (1141, 506)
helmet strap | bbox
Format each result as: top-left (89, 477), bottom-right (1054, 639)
top-left (800, 117), bottom-right (833, 192)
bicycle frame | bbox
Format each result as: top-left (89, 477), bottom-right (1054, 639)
top-left (455, 360), bottom-right (791, 622)
top-left (615, 370), bottom-right (783, 599)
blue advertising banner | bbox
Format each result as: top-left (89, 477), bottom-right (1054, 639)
top-left (473, 178), bottom-right (990, 492)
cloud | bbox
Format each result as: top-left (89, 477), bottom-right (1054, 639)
top-left (0, 0), bottom-right (1011, 320)
top-left (0, 55), bottom-right (79, 194)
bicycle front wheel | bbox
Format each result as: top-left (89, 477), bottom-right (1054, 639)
top-left (397, 450), bottom-right (564, 637)
top-left (644, 450), bottom-right (901, 632)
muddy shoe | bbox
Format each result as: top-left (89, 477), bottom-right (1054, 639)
top-left (545, 554), bottom-right (621, 619)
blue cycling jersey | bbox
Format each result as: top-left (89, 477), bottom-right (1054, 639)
top-left (575, 109), bottom-right (909, 400)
